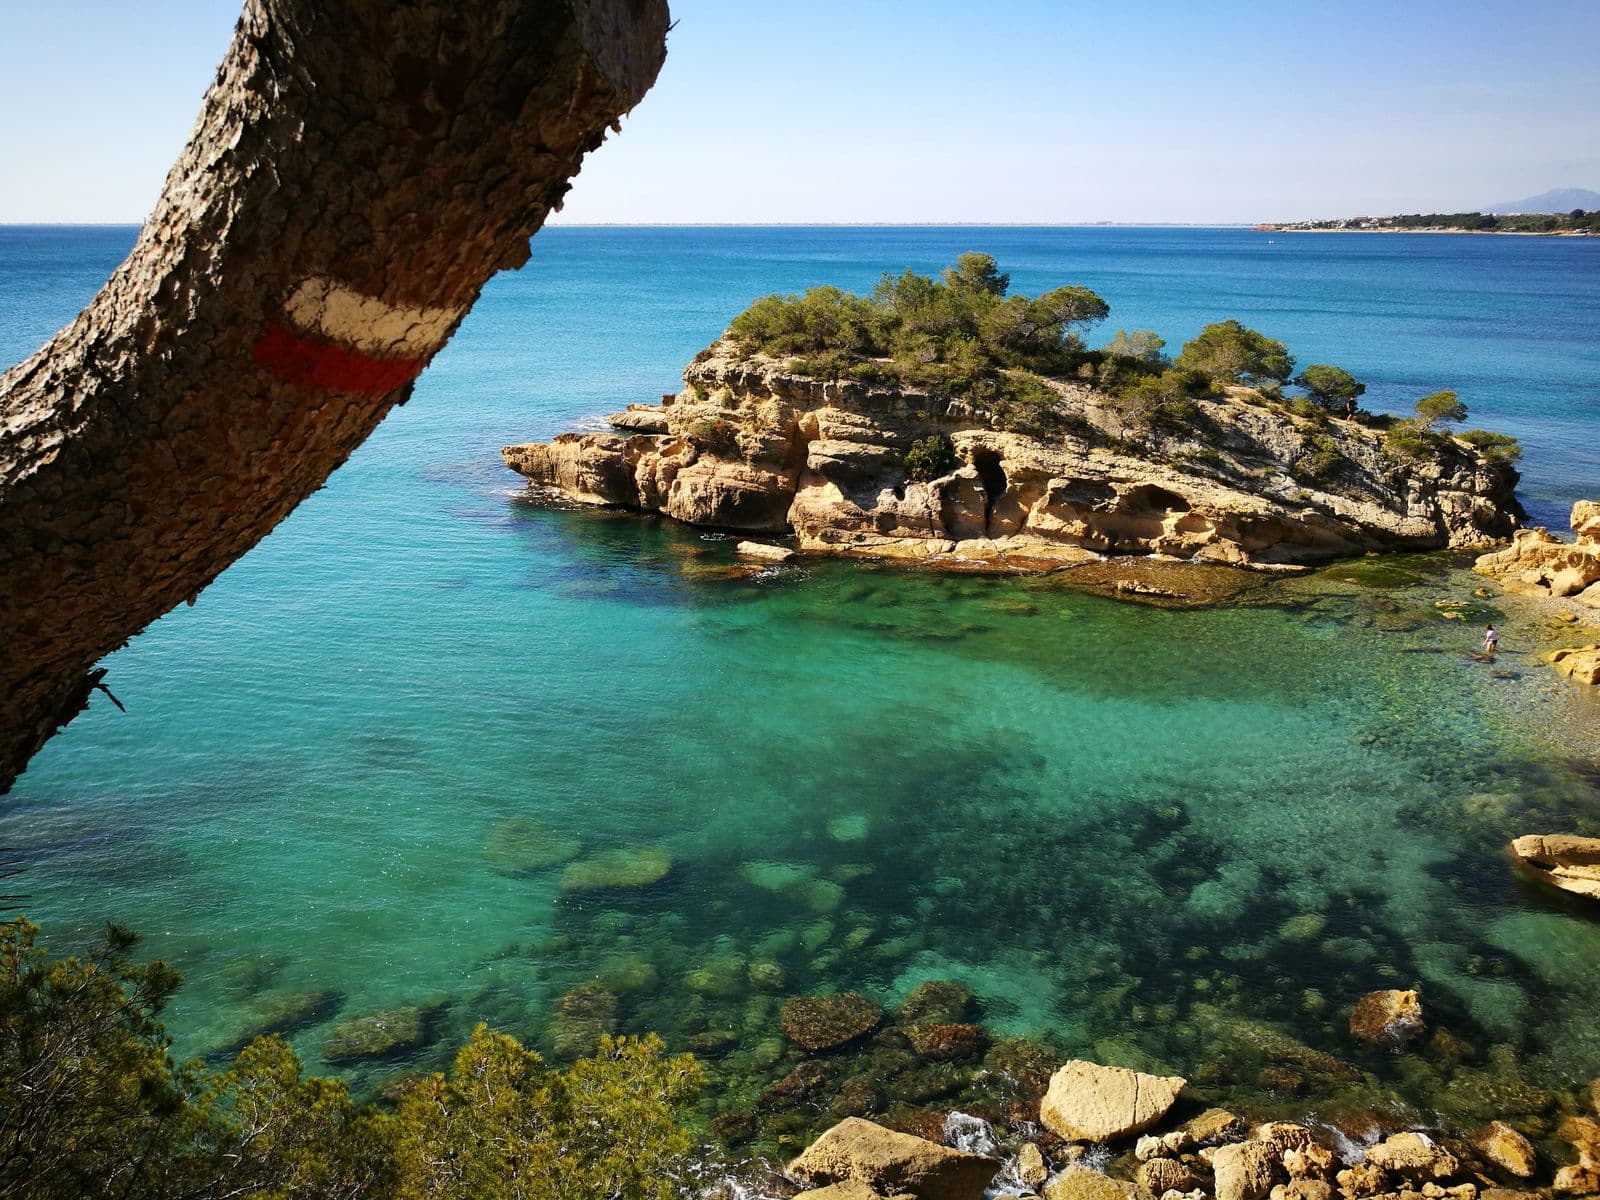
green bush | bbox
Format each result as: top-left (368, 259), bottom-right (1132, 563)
top-left (1414, 389), bottom-right (1468, 429)
top-left (1176, 319), bottom-right (1294, 385)
top-left (684, 418), bottom-right (740, 457)
top-left (0, 918), bottom-right (702, 1200)
top-left (903, 434), bottom-right (958, 481)
top-left (1294, 363), bottom-right (1366, 412)
top-left (1456, 428), bottom-right (1523, 463)
top-left (1294, 431), bottom-right (1345, 480)
top-left (1384, 419), bottom-right (1441, 461)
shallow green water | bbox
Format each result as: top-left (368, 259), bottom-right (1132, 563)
top-left (8, 499), bottom-right (1600, 1141)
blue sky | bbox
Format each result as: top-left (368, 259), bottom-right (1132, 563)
top-left (2, 0), bottom-right (1597, 223)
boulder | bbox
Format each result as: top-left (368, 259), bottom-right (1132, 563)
top-left (322, 1005), bottom-right (428, 1063)
top-left (1509, 834), bottom-right (1600, 902)
top-left (1546, 647), bottom-right (1600, 686)
top-left (1039, 1060), bottom-right (1187, 1142)
top-left (1185, 1108), bottom-right (1248, 1145)
top-left (1284, 1145), bottom-right (1337, 1180)
top-left (1474, 1122), bottom-right (1536, 1179)
top-left (1349, 990), bottom-right (1426, 1049)
top-left (780, 993), bottom-right (884, 1052)
top-left (217, 987), bottom-right (344, 1053)
top-left (735, 539), bottom-right (795, 563)
top-left (798, 1183), bottom-right (914, 1200)
top-left (1016, 1143), bottom-right (1049, 1189)
top-left (1043, 1165), bottom-right (1141, 1200)
top-left (1256, 1123), bottom-right (1317, 1155)
top-left (1561, 1116), bottom-right (1600, 1168)
top-left (1273, 1183), bottom-right (1334, 1200)
top-left (1213, 1141), bottom-right (1278, 1200)
top-left (1364, 1132), bottom-right (1460, 1182)
top-left (787, 1118), bottom-right (999, 1200)
top-left (481, 817), bottom-right (581, 874)
top-left (1475, 502), bottom-right (1600, 601)
top-left (898, 981), bottom-right (975, 1026)
top-left (1140, 1158), bottom-right (1200, 1194)
top-left (904, 1023), bottom-right (987, 1062)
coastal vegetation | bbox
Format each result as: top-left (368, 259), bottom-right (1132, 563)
top-left (0, 918), bottom-right (701, 1200)
top-left (1258, 209), bottom-right (1600, 235)
top-left (724, 254), bottom-right (1521, 467)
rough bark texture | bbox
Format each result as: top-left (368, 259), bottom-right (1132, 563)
top-left (0, 0), bottom-right (669, 793)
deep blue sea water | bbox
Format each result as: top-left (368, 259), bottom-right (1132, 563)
top-left (3, 225), bottom-right (1600, 1154)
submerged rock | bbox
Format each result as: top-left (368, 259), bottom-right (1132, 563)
top-left (558, 846), bottom-right (672, 893)
top-left (897, 981), bottom-right (976, 1026)
top-left (219, 988), bottom-right (344, 1052)
top-left (781, 993), bottom-right (884, 1052)
top-left (1038, 1060), bottom-right (1187, 1142)
top-left (481, 817), bottom-right (581, 874)
top-left (1508, 834), bottom-right (1600, 902)
top-left (904, 1023), bottom-right (987, 1062)
top-left (1474, 1121), bottom-right (1537, 1179)
top-left (322, 1005), bottom-right (429, 1063)
top-left (1348, 989), bottom-right (1426, 1050)
top-left (787, 1117), bottom-right (999, 1200)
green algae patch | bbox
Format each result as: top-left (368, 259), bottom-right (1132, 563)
top-left (559, 846), bottom-right (672, 893)
top-left (482, 817), bottom-right (582, 875)
top-left (779, 992), bottom-right (883, 1052)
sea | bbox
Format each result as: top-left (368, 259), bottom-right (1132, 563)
top-left (3, 225), bottom-right (1599, 1168)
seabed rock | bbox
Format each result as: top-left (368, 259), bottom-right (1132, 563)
top-left (322, 1005), bottom-right (431, 1063)
top-left (218, 988), bottom-right (344, 1053)
top-left (781, 993), bottom-right (884, 1052)
top-left (1348, 989), bottom-right (1426, 1050)
top-left (1474, 1121), bottom-right (1537, 1179)
top-left (481, 816), bottom-right (581, 874)
top-left (558, 845), bottom-right (672, 893)
top-left (1044, 1164), bottom-right (1140, 1200)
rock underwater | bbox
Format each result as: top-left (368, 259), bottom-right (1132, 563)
top-left (503, 341), bottom-right (1522, 573)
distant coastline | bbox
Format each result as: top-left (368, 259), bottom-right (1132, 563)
top-left (1257, 209), bottom-right (1599, 237)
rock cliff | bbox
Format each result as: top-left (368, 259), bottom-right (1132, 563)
top-left (1474, 500), bottom-right (1600, 605)
top-left (503, 342), bottom-right (1522, 570)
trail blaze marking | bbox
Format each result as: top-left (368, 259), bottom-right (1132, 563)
top-left (252, 276), bottom-right (467, 398)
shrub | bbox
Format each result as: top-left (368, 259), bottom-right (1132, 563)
top-left (684, 418), bottom-right (740, 457)
top-left (1414, 389), bottom-right (1468, 429)
top-left (1384, 419), bottom-right (1441, 461)
top-left (1295, 431), bottom-right (1345, 480)
top-left (1176, 319), bottom-right (1294, 385)
top-left (1103, 328), bottom-right (1169, 368)
top-left (1456, 428), bottom-right (1523, 463)
top-left (903, 434), bottom-right (958, 481)
top-left (1294, 363), bottom-right (1366, 412)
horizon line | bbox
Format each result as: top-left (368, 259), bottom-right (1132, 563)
top-left (1, 219), bottom-right (1267, 230)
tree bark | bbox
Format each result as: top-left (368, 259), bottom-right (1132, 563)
top-left (0, 0), bottom-right (669, 793)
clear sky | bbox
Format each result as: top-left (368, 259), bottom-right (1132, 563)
top-left (2, 0), bottom-right (1597, 224)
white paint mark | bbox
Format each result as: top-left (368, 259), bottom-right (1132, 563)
top-left (282, 276), bottom-right (466, 357)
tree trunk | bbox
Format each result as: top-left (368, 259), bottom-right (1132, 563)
top-left (0, 0), bottom-right (669, 793)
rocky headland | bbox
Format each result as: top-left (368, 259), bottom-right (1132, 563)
top-left (505, 344), bottom-right (1520, 574)
top-left (1474, 501), bottom-right (1600, 685)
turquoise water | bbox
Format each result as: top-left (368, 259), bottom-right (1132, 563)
top-left (4, 227), bottom-right (1600, 1151)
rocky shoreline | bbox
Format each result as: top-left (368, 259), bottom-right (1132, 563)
top-left (503, 342), bottom-right (1521, 575)
top-left (704, 988), bottom-right (1600, 1200)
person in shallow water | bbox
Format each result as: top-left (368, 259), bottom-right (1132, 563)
top-left (1483, 624), bottom-right (1499, 657)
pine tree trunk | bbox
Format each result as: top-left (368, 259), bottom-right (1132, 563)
top-left (0, 0), bottom-right (669, 792)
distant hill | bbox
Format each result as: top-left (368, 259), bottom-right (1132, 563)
top-left (1484, 187), bottom-right (1600, 214)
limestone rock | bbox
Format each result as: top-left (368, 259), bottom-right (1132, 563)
top-left (1474, 1122), bottom-right (1536, 1179)
top-left (1140, 1158), bottom-right (1200, 1194)
top-left (1335, 1163), bottom-right (1388, 1199)
top-left (1039, 1060), bottom-right (1187, 1142)
top-left (735, 539), bottom-right (795, 563)
top-left (780, 993), bottom-right (884, 1052)
top-left (1017, 1143), bottom-right (1049, 1188)
top-left (1349, 990), bottom-right (1427, 1049)
top-left (1364, 1132), bottom-right (1459, 1182)
top-left (1273, 1182), bottom-right (1335, 1200)
top-left (1214, 1141), bottom-right (1279, 1200)
top-left (1561, 1116), bottom-right (1600, 1169)
top-left (787, 1118), bottom-right (999, 1200)
top-left (898, 981), bottom-right (975, 1026)
top-left (1138, 1130), bottom-right (1196, 1160)
top-left (1043, 1165), bottom-right (1141, 1200)
top-left (1284, 1145), bottom-right (1337, 1180)
top-left (1475, 502), bottom-right (1600, 602)
top-left (905, 1023), bottom-right (987, 1062)
top-left (1554, 1167), bottom-right (1600, 1196)
top-left (1185, 1108), bottom-right (1248, 1145)
top-left (1546, 646), bottom-right (1600, 686)
top-left (1257, 1123), bottom-right (1317, 1156)
top-left (797, 1183), bottom-right (914, 1200)
top-left (1509, 834), bottom-right (1600, 902)
top-left (505, 340), bottom-right (1523, 575)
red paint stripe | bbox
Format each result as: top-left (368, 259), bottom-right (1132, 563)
top-left (252, 322), bottom-right (425, 398)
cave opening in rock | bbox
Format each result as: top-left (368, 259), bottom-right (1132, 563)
top-left (972, 449), bottom-right (1007, 508)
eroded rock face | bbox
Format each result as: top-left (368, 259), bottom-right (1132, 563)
top-left (1509, 834), bottom-right (1600, 902)
top-left (1475, 501), bottom-right (1600, 606)
top-left (1039, 1060), bottom-right (1187, 1142)
top-left (787, 1117), bottom-right (999, 1200)
top-left (1546, 646), bottom-right (1600, 687)
top-left (504, 343), bottom-right (1522, 572)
